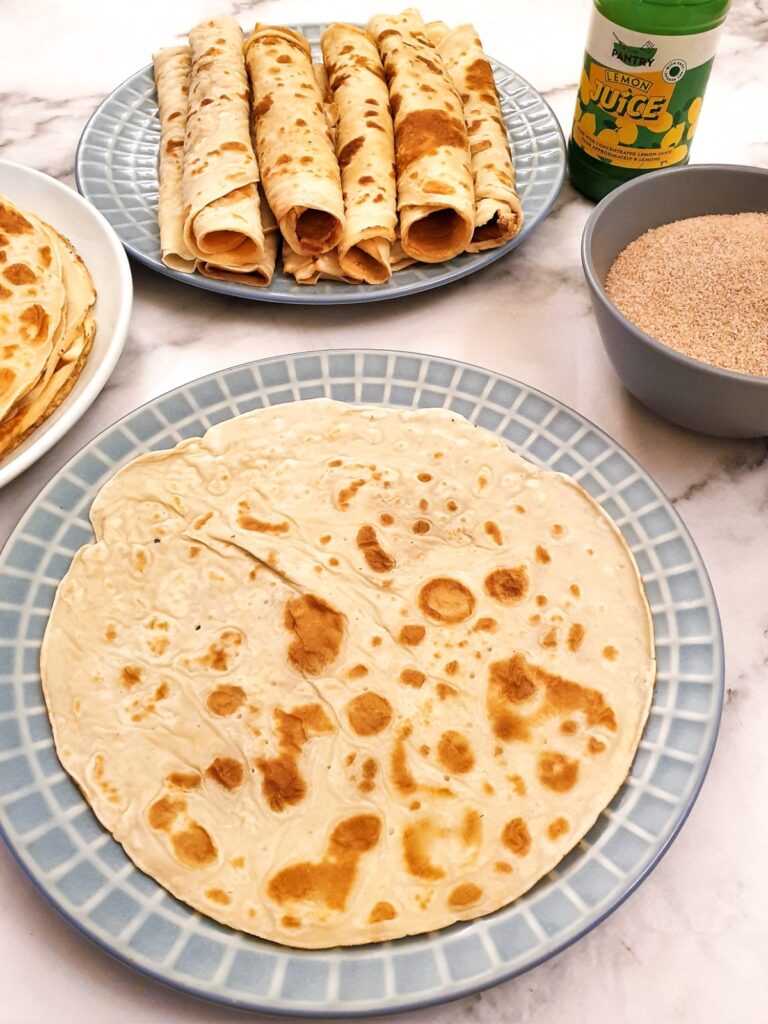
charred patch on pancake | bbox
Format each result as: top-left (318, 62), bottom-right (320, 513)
top-left (535, 545), bottom-right (551, 564)
top-left (538, 751), bottom-right (579, 792)
top-left (267, 814), bottom-right (381, 911)
top-left (502, 817), bottom-right (531, 856)
top-left (338, 136), bottom-right (365, 169)
top-left (484, 567), bottom-right (528, 604)
top-left (484, 521), bottom-right (503, 545)
top-left (19, 304), bottom-right (50, 345)
top-left (121, 665), bottom-right (143, 687)
top-left (0, 203), bottom-right (33, 234)
top-left (548, 817), bottom-right (569, 839)
top-left (167, 771), bottom-right (201, 790)
top-left (347, 692), bottom-right (393, 736)
top-left (448, 882), bottom-right (482, 908)
top-left (206, 888), bottom-right (231, 904)
top-left (465, 57), bottom-right (497, 94)
top-left (369, 900), bottom-right (397, 923)
top-left (206, 756), bottom-right (244, 790)
top-left (256, 704), bottom-right (334, 812)
top-left (437, 731), bottom-right (475, 774)
top-left (284, 594), bottom-right (344, 674)
top-left (356, 525), bottom-right (395, 572)
top-left (419, 578), bottom-right (475, 624)
top-left (567, 623), bottom-right (585, 651)
top-left (148, 795), bottom-right (218, 868)
top-left (399, 668), bottom-right (426, 688)
top-left (394, 109), bottom-right (468, 173)
top-left (206, 684), bottom-right (246, 716)
top-left (200, 629), bottom-right (243, 672)
top-left (398, 624), bottom-right (425, 646)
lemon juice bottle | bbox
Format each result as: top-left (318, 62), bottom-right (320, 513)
top-left (568, 0), bottom-right (730, 201)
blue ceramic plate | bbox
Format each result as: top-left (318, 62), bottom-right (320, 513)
top-left (0, 352), bottom-right (722, 1016)
top-left (75, 23), bottom-right (565, 304)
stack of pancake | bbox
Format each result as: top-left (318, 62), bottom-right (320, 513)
top-left (0, 195), bottom-right (96, 461)
top-left (153, 7), bottom-right (524, 287)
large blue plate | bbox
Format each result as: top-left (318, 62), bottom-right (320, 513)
top-left (0, 352), bottom-right (722, 1016)
top-left (75, 23), bottom-right (565, 304)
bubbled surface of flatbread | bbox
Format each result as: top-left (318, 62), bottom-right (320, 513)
top-left (42, 400), bottom-right (655, 948)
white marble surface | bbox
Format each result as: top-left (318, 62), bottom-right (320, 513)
top-left (1, 0), bottom-right (767, 1021)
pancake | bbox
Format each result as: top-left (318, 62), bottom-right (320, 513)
top-left (367, 9), bottom-right (474, 263)
top-left (426, 22), bottom-right (523, 251)
top-left (181, 16), bottom-right (267, 271)
top-left (41, 400), bottom-right (654, 949)
top-left (245, 26), bottom-right (345, 257)
top-left (321, 24), bottom-right (397, 284)
top-left (153, 46), bottom-right (195, 272)
top-left (0, 195), bottom-right (66, 421)
top-left (196, 192), bottom-right (279, 288)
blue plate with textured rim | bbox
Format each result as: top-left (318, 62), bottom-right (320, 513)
top-left (0, 351), bottom-right (722, 1016)
top-left (75, 22), bottom-right (565, 305)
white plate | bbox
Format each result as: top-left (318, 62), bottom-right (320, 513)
top-left (0, 160), bottom-right (132, 488)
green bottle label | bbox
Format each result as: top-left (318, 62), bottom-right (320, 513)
top-left (572, 8), bottom-right (721, 169)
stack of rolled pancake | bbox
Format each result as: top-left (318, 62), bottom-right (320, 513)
top-left (0, 195), bottom-right (96, 462)
top-left (153, 8), bottom-right (523, 288)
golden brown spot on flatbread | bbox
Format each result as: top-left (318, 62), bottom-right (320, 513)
top-left (359, 174), bottom-right (375, 185)
top-left (437, 731), bottom-right (475, 773)
top-left (535, 545), bottom-right (551, 564)
top-left (105, 625), bottom-right (116, 642)
top-left (379, 512), bottom-right (394, 526)
top-left (436, 683), bottom-right (457, 699)
top-left (165, 138), bottom-right (183, 153)
top-left (567, 624), bottom-right (585, 651)
top-left (347, 663), bottom-right (368, 680)
top-left (253, 94), bottom-right (273, 117)
top-left (402, 818), bottom-right (445, 880)
top-left (338, 136), bottom-right (365, 169)
top-left (400, 668), bottom-right (426, 688)
top-left (560, 719), bottom-right (578, 735)
top-left (206, 684), bottom-right (246, 716)
top-left (193, 512), bottom-right (212, 529)
top-left (4, 263), bottom-right (36, 285)
top-left (392, 727), bottom-right (418, 795)
top-left (445, 660), bottom-right (459, 676)
top-left (284, 594), bottom-right (344, 674)
top-left (570, 584), bottom-right (581, 597)
top-left (206, 888), bottom-right (231, 905)
top-left (258, 755), bottom-right (306, 811)
top-left (167, 772), bottom-right (200, 790)
top-left (548, 817), bottom-right (569, 839)
top-left (371, 635), bottom-right (383, 647)
top-left (449, 883), bottom-right (482, 909)
top-left (231, 856), bottom-right (245, 868)
top-left (188, 546), bottom-right (200, 559)
top-left (495, 861), bottom-right (513, 874)
top-left (464, 57), bottom-right (497, 94)
top-left (173, 823), bottom-right (217, 867)
top-left (19, 304), bottom-right (50, 345)
top-left (121, 665), bottom-right (142, 687)
top-left (470, 140), bottom-right (492, 156)
top-left (398, 624), bottom-right (425, 646)
top-left (356, 524), bottom-right (395, 572)
top-left (0, 284), bottom-right (11, 299)
top-left (134, 550), bottom-right (147, 572)
top-left (538, 751), bottom-right (579, 792)
top-left (0, 203), bottom-right (33, 234)
top-left (417, 472), bottom-right (432, 482)
top-left (502, 817), bottom-right (531, 856)
top-left (446, 499), bottom-right (458, 512)
top-left (411, 519), bottom-right (430, 534)
top-left (347, 691), bottom-right (392, 736)
top-left (588, 737), bottom-right (606, 755)
top-left (484, 521), bottom-right (503, 545)
top-left (462, 809), bottom-right (482, 847)
top-left (267, 815), bottom-right (381, 911)
top-left (257, 704), bottom-right (333, 812)
top-left (419, 577), bottom-right (475, 624)
top-left (329, 557), bottom-right (339, 567)
top-left (603, 645), bottom-right (618, 661)
top-left (206, 756), bottom-right (244, 790)
top-left (369, 900), bottom-right (397, 923)
top-left (508, 774), bottom-right (526, 795)
top-left (541, 627), bottom-right (558, 649)
top-left (148, 795), bottom-right (185, 831)
top-left (484, 567), bottom-right (529, 604)
top-left (282, 914), bottom-right (300, 928)
top-left (237, 512), bottom-right (289, 533)
top-left (38, 245), bottom-right (51, 267)
top-left (359, 756), bottom-right (378, 793)
top-left (200, 629), bottom-right (242, 671)
top-left (473, 617), bottom-right (497, 633)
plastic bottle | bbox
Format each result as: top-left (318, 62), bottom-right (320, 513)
top-left (568, 0), bottom-right (730, 201)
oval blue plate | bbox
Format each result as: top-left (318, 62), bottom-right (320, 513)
top-left (0, 351), bottom-right (722, 1016)
top-left (75, 23), bottom-right (565, 304)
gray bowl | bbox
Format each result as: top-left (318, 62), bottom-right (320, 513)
top-left (582, 164), bottom-right (768, 438)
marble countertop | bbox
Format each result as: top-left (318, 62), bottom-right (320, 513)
top-left (1, 0), bottom-right (766, 1021)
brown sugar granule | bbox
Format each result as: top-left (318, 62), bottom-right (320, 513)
top-left (605, 213), bottom-right (768, 377)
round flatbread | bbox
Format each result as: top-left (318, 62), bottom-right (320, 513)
top-left (42, 400), bottom-right (655, 948)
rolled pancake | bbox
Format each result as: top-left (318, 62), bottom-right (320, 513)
top-left (427, 22), bottom-right (523, 251)
top-left (153, 46), bottom-right (195, 272)
top-left (281, 240), bottom-right (355, 285)
top-left (42, 399), bottom-right (655, 949)
top-left (182, 16), bottom-right (266, 270)
top-left (321, 24), bottom-right (397, 284)
top-left (0, 195), bottom-right (65, 421)
top-left (244, 25), bottom-right (344, 256)
top-left (197, 194), bottom-right (279, 288)
top-left (367, 9), bottom-right (474, 263)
